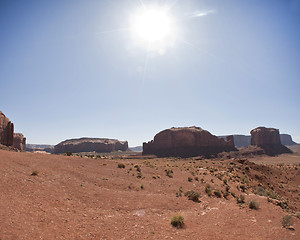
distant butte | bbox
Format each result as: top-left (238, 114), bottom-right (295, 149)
top-left (143, 126), bottom-right (237, 157)
top-left (54, 137), bottom-right (128, 154)
top-left (250, 127), bottom-right (292, 156)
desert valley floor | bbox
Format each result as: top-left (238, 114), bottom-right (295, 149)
top-left (0, 147), bottom-right (299, 240)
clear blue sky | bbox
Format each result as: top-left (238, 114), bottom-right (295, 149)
top-left (1, 0), bottom-right (299, 146)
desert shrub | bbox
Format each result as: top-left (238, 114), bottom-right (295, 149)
top-left (134, 165), bottom-right (141, 172)
top-left (249, 200), bottom-right (260, 210)
top-left (222, 190), bottom-right (230, 199)
top-left (31, 170), bottom-right (39, 176)
top-left (237, 194), bottom-right (245, 204)
top-left (239, 184), bottom-right (246, 192)
top-left (205, 184), bottom-right (212, 197)
top-left (137, 172), bottom-right (143, 179)
top-left (176, 187), bottom-right (183, 197)
top-left (278, 201), bottom-right (288, 209)
top-left (118, 163), bottom-right (125, 168)
top-left (165, 169), bottom-right (173, 178)
top-left (296, 212), bottom-right (300, 219)
top-left (267, 190), bottom-right (279, 200)
top-left (194, 177), bottom-right (199, 181)
top-left (184, 190), bottom-right (200, 202)
top-left (281, 215), bottom-right (294, 228)
top-left (140, 184), bottom-right (144, 189)
top-left (225, 185), bottom-right (231, 192)
top-left (188, 177), bottom-right (193, 182)
top-left (255, 186), bottom-right (267, 196)
top-left (214, 190), bottom-right (222, 198)
top-left (171, 214), bottom-right (184, 228)
top-left (66, 151), bottom-right (72, 156)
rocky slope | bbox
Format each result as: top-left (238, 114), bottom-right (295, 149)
top-left (0, 150), bottom-right (299, 239)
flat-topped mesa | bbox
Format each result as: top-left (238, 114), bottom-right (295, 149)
top-left (250, 127), bottom-right (292, 156)
top-left (143, 126), bottom-right (237, 157)
top-left (0, 111), bottom-right (14, 147)
top-left (54, 137), bottom-right (128, 154)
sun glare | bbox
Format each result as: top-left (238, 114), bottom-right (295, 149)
top-left (130, 6), bottom-right (176, 51)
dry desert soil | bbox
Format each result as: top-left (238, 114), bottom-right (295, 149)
top-left (0, 147), bottom-right (299, 240)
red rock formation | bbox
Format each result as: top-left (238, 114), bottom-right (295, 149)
top-left (0, 111), bottom-right (14, 147)
top-left (13, 133), bottom-right (26, 151)
top-left (143, 126), bottom-right (237, 157)
top-left (54, 138), bottom-right (128, 154)
top-left (250, 127), bottom-right (292, 156)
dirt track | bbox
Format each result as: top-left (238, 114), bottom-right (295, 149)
top-left (0, 150), bottom-right (299, 239)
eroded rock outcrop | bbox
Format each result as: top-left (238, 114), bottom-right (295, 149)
top-left (250, 127), bottom-right (292, 156)
top-left (143, 126), bottom-right (237, 157)
top-left (1, 111), bottom-right (26, 151)
top-left (0, 111), bottom-right (14, 147)
top-left (54, 138), bottom-right (128, 154)
top-left (13, 133), bottom-right (26, 151)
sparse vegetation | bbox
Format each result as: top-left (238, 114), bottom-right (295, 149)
top-left (240, 184), bottom-right (246, 192)
top-left (237, 194), bottom-right (245, 204)
top-left (31, 170), bottom-right (39, 176)
top-left (171, 214), bottom-right (184, 228)
top-left (66, 151), bottom-right (72, 156)
top-left (134, 165), bottom-right (141, 172)
top-left (184, 190), bottom-right (200, 202)
top-left (205, 184), bottom-right (212, 197)
top-left (176, 187), bottom-right (183, 197)
top-left (281, 215), bottom-right (294, 228)
top-left (214, 189), bottom-right (222, 198)
top-left (118, 163), bottom-right (125, 168)
top-left (249, 200), bottom-right (260, 210)
top-left (165, 169), bottom-right (173, 178)
top-left (188, 177), bottom-right (193, 182)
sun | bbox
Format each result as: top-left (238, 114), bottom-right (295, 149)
top-left (130, 6), bottom-right (176, 51)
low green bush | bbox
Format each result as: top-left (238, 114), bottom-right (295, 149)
top-left (171, 214), bottom-right (184, 228)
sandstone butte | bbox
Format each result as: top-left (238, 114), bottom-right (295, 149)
top-left (250, 127), bottom-right (292, 156)
top-left (54, 137), bottom-right (128, 154)
top-left (143, 126), bottom-right (237, 157)
top-left (0, 111), bottom-right (26, 151)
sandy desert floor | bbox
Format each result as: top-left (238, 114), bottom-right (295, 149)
top-left (0, 148), bottom-right (299, 239)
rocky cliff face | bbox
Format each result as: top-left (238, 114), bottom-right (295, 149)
top-left (0, 111), bottom-right (26, 151)
top-left (54, 138), bottom-right (128, 154)
top-left (0, 111), bottom-right (14, 147)
top-left (143, 126), bottom-right (237, 157)
top-left (250, 127), bottom-right (292, 156)
top-left (13, 133), bottom-right (26, 151)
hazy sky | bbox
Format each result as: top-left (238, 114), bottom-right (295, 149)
top-left (1, 0), bottom-right (300, 146)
